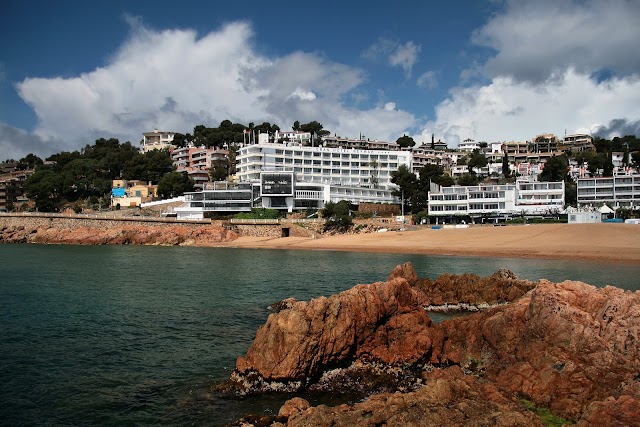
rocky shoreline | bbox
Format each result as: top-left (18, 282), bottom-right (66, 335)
top-left (223, 263), bottom-right (640, 426)
top-left (0, 221), bottom-right (237, 245)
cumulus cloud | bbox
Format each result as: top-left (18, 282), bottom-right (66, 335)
top-left (363, 38), bottom-right (421, 77)
top-left (0, 123), bottom-right (70, 160)
top-left (592, 119), bottom-right (640, 139)
top-left (422, 0), bottom-right (640, 147)
top-left (10, 20), bottom-right (415, 157)
top-left (472, 0), bottom-right (640, 82)
top-left (417, 71), bottom-right (438, 90)
top-left (383, 102), bottom-right (396, 111)
top-left (420, 69), bottom-right (640, 145)
top-left (288, 87), bottom-right (317, 101)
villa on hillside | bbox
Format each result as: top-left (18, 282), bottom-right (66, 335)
top-left (141, 129), bottom-right (176, 152)
top-left (111, 180), bottom-right (158, 209)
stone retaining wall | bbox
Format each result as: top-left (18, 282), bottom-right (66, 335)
top-left (0, 216), bottom-right (210, 231)
top-left (0, 216), bottom-right (319, 239)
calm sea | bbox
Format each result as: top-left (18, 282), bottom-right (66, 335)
top-left (1, 244), bottom-right (638, 426)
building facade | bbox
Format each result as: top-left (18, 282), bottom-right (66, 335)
top-left (428, 180), bottom-right (565, 221)
top-left (142, 129), bottom-right (176, 152)
top-left (236, 142), bottom-right (411, 190)
top-left (576, 174), bottom-right (640, 208)
top-left (171, 145), bottom-right (229, 189)
top-left (174, 170), bottom-right (399, 219)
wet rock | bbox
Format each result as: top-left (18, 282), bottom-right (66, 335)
top-left (285, 367), bottom-right (544, 427)
top-left (233, 275), bottom-right (432, 388)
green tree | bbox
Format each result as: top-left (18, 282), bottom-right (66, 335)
top-left (157, 172), bottom-right (195, 199)
top-left (603, 151), bottom-right (614, 176)
top-left (292, 120), bottom-right (301, 131)
top-left (391, 165), bottom-right (418, 213)
top-left (631, 151), bottom-right (640, 169)
top-left (299, 121), bottom-right (330, 138)
top-left (24, 166), bottom-right (63, 212)
top-left (396, 134), bottom-right (416, 148)
top-left (501, 154), bottom-right (510, 177)
top-left (467, 149), bottom-right (488, 175)
top-left (539, 155), bottom-right (569, 182)
top-left (18, 153), bottom-right (43, 170)
top-left (587, 153), bottom-right (606, 175)
top-left (321, 200), bottom-right (353, 232)
top-left (209, 158), bottom-right (229, 181)
top-left (457, 173), bottom-right (478, 186)
top-left (623, 147), bottom-right (630, 166)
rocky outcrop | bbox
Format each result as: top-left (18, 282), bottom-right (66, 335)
top-left (227, 263), bottom-right (640, 426)
top-left (284, 367), bottom-right (545, 427)
top-left (429, 279), bottom-right (640, 422)
top-left (233, 267), bottom-right (432, 391)
top-left (0, 223), bottom-right (237, 245)
top-left (415, 268), bottom-right (536, 310)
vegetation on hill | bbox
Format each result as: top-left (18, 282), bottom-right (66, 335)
top-left (24, 138), bottom-right (176, 212)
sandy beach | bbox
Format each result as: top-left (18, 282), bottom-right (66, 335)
top-left (213, 223), bottom-right (640, 264)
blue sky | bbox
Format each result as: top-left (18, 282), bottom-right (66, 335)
top-left (1, 0), bottom-right (640, 160)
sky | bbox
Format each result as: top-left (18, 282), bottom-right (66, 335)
top-left (1, 0), bottom-right (640, 160)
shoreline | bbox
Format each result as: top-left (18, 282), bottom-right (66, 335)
top-left (207, 223), bottom-right (640, 265)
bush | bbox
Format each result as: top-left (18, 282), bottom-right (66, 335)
top-left (234, 208), bottom-right (281, 219)
top-left (412, 210), bottom-right (429, 224)
top-left (322, 200), bottom-right (353, 232)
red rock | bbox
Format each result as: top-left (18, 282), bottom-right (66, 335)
top-left (284, 367), bottom-right (544, 427)
top-left (231, 263), bottom-right (640, 425)
top-left (278, 397), bottom-right (310, 418)
top-left (235, 272), bottom-right (431, 381)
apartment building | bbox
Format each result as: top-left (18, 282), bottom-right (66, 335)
top-left (531, 133), bottom-right (559, 153)
top-left (560, 133), bottom-right (594, 153)
top-left (142, 129), bottom-right (176, 152)
top-left (576, 174), bottom-right (640, 208)
top-left (428, 180), bottom-right (565, 221)
top-left (0, 170), bottom-right (33, 211)
top-left (458, 138), bottom-right (480, 152)
top-left (171, 145), bottom-right (229, 189)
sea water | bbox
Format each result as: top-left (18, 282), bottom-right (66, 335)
top-left (1, 244), bottom-right (638, 426)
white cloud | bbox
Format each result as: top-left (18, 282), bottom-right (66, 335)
top-left (388, 41), bottom-right (421, 78)
top-left (472, 0), bottom-right (640, 82)
top-left (9, 20), bottom-right (416, 157)
top-left (383, 102), bottom-right (396, 111)
top-left (288, 87), bottom-right (317, 101)
top-left (420, 69), bottom-right (640, 146)
top-left (363, 38), bottom-right (421, 77)
top-left (422, 0), bottom-right (640, 147)
top-left (417, 71), bottom-right (438, 90)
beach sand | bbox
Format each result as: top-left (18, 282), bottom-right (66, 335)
top-left (211, 223), bottom-right (640, 264)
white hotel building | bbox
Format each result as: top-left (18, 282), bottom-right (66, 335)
top-left (174, 142), bottom-right (411, 219)
top-left (428, 181), bottom-right (565, 221)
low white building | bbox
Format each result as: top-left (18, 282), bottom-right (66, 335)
top-left (576, 174), bottom-right (640, 208)
top-left (428, 180), bottom-right (565, 221)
